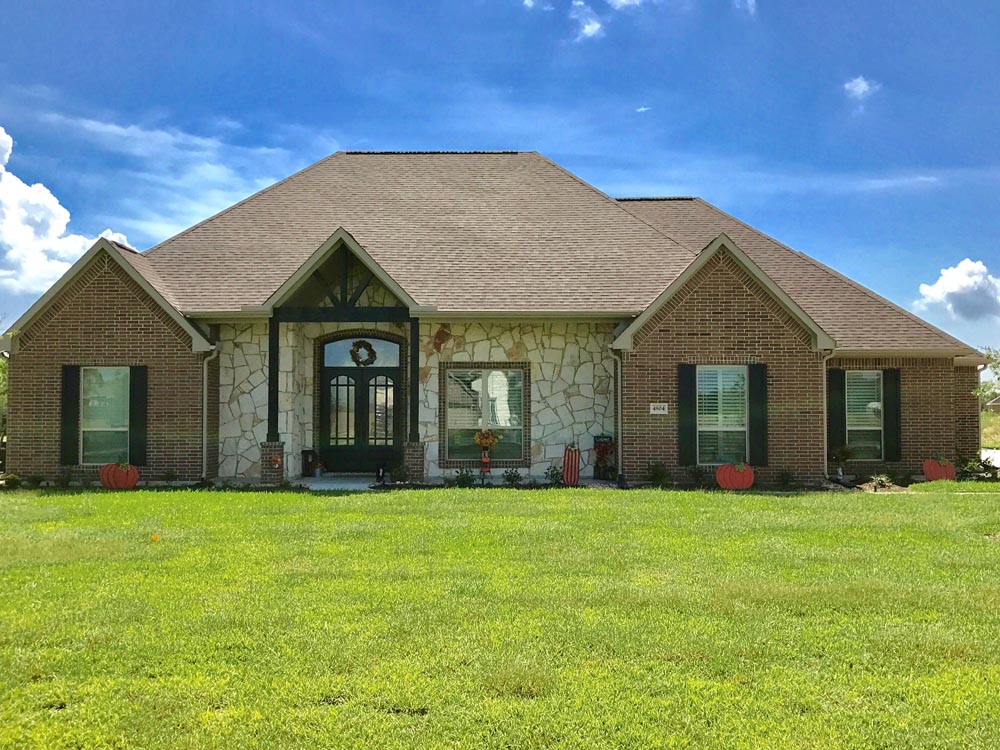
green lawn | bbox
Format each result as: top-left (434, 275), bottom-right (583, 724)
top-left (2, 487), bottom-right (999, 749)
top-left (982, 410), bottom-right (1000, 449)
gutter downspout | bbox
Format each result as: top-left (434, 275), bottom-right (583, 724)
top-left (820, 348), bottom-right (837, 480)
top-left (611, 348), bottom-right (626, 487)
top-left (202, 345), bottom-right (219, 482)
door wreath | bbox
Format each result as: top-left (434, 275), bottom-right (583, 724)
top-left (350, 340), bottom-right (377, 367)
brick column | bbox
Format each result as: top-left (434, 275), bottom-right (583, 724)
top-left (260, 441), bottom-right (285, 485)
top-left (403, 442), bottom-right (425, 483)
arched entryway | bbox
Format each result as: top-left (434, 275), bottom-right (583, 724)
top-left (317, 335), bottom-right (404, 472)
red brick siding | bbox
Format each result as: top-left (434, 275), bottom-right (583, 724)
top-left (621, 251), bottom-right (826, 484)
top-left (828, 358), bottom-right (981, 476)
top-left (7, 252), bottom-right (211, 482)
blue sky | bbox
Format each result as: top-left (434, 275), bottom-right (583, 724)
top-left (1, 0), bottom-right (999, 349)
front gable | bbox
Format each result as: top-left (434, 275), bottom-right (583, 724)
top-left (612, 234), bottom-right (836, 352)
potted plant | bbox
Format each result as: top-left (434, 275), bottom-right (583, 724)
top-left (593, 437), bottom-right (616, 480)
top-left (475, 429), bottom-right (502, 483)
top-left (715, 462), bottom-right (755, 490)
top-left (922, 457), bottom-right (956, 481)
top-left (99, 461), bottom-right (140, 490)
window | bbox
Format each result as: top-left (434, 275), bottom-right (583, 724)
top-left (845, 370), bottom-right (883, 460)
top-left (80, 367), bottom-right (130, 464)
top-left (445, 367), bottom-right (525, 461)
top-left (696, 366), bottom-right (748, 464)
top-left (324, 338), bottom-right (400, 367)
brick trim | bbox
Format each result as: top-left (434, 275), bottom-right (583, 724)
top-left (438, 361), bottom-right (532, 469)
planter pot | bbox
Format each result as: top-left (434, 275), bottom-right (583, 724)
top-left (716, 463), bottom-right (754, 490)
top-left (922, 459), bottom-right (956, 481)
top-left (99, 463), bottom-right (140, 490)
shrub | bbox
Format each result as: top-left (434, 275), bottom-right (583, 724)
top-left (544, 463), bottom-right (563, 485)
top-left (0, 473), bottom-right (21, 490)
top-left (448, 467), bottom-right (477, 488)
top-left (23, 475), bottom-right (43, 489)
top-left (645, 462), bottom-right (672, 488)
top-left (53, 469), bottom-right (73, 490)
top-left (779, 470), bottom-right (794, 488)
top-left (871, 473), bottom-right (893, 490)
top-left (161, 468), bottom-right (179, 484)
top-left (502, 468), bottom-right (523, 487)
top-left (957, 455), bottom-right (999, 482)
top-left (687, 465), bottom-right (706, 487)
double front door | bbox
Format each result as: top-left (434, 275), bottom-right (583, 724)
top-left (319, 366), bottom-right (401, 472)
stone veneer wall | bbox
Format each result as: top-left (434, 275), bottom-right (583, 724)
top-left (217, 320), bottom-right (406, 478)
top-left (417, 321), bottom-right (617, 478)
top-left (216, 318), bottom-right (617, 480)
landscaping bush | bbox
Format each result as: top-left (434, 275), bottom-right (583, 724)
top-left (502, 468), bottom-right (523, 487)
top-left (645, 462), bottom-right (672, 488)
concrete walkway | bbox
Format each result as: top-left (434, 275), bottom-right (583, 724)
top-left (292, 475), bottom-right (376, 491)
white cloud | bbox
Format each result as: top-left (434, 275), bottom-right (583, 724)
top-left (843, 75), bottom-right (881, 101)
top-left (733, 0), bottom-right (757, 14)
top-left (636, 106), bottom-right (653, 113)
top-left (607, 0), bottom-right (644, 8)
top-left (570, 1), bottom-right (603, 39)
top-left (916, 259), bottom-right (1000, 321)
top-left (0, 125), bottom-right (128, 294)
top-left (34, 112), bottom-right (337, 245)
top-left (523, 0), bottom-right (534, 7)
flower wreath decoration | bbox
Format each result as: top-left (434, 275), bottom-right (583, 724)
top-left (350, 339), bottom-right (377, 367)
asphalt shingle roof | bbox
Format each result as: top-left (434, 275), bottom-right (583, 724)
top-left (618, 197), bottom-right (975, 352)
top-left (128, 150), bottom-right (977, 355)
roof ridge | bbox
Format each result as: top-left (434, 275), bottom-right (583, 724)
top-left (530, 153), bottom-right (696, 257)
top-left (341, 150), bottom-right (523, 154)
top-left (692, 198), bottom-right (975, 351)
top-left (617, 196), bottom-right (696, 201)
top-left (143, 150), bottom-right (346, 258)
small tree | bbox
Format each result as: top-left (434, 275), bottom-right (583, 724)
top-left (974, 346), bottom-right (1000, 408)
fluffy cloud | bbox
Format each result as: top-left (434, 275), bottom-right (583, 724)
top-left (916, 258), bottom-right (1000, 321)
top-left (843, 75), bottom-right (881, 101)
top-left (733, 0), bottom-right (757, 14)
top-left (607, 0), bottom-right (644, 8)
top-left (0, 125), bottom-right (128, 294)
top-left (571, 1), bottom-right (603, 38)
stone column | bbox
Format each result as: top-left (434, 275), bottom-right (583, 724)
top-left (260, 441), bottom-right (285, 485)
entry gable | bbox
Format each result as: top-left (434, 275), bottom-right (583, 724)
top-left (259, 227), bottom-right (426, 313)
top-left (612, 233), bottom-right (837, 352)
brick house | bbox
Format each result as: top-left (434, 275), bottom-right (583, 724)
top-left (0, 152), bottom-right (984, 485)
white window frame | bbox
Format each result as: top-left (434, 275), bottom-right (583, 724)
top-left (444, 366), bottom-right (525, 462)
top-left (79, 366), bottom-right (130, 466)
top-left (696, 365), bottom-right (749, 466)
top-left (845, 369), bottom-right (884, 461)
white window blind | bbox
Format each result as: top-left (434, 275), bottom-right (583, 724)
top-left (80, 367), bottom-right (130, 465)
top-left (845, 370), bottom-right (883, 460)
top-left (445, 368), bottom-right (525, 461)
top-left (696, 366), bottom-right (748, 464)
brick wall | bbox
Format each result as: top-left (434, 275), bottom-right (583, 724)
top-left (7, 252), bottom-right (212, 482)
top-left (828, 357), bottom-right (981, 476)
top-left (621, 251), bottom-right (827, 485)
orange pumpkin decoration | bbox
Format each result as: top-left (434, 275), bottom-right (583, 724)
top-left (716, 463), bottom-right (755, 490)
top-left (99, 462), bottom-right (140, 490)
top-left (922, 458), bottom-right (956, 481)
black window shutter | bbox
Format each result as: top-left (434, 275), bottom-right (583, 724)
top-left (883, 368), bottom-right (902, 462)
top-left (827, 368), bottom-right (846, 456)
top-left (678, 364), bottom-right (697, 466)
top-left (60, 365), bottom-right (81, 466)
top-left (748, 364), bottom-right (768, 466)
top-left (129, 366), bottom-right (148, 466)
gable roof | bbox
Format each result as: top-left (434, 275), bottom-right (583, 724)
top-left (612, 234), bottom-right (837, 352)
top-left (618, 197), bottom-right (980, 356)
top-left (139, 151), bottom-right (696, 315)
top-left (3, 238), bottom-right (213, 353)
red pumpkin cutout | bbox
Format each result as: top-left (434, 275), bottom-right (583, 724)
top-left (99, 463), bottom-right (140, 490)
top-left (716, 463), bottom-right (755, 490)
top-left (922, 459), bottom-right (955, 481)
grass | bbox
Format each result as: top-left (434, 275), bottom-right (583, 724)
top-left (981, 410), bottom-right (1000, 449)
top-left (1, 486), bottom-right (999, 749)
